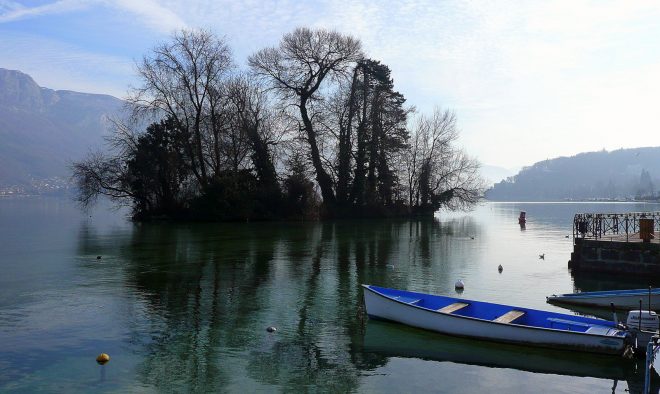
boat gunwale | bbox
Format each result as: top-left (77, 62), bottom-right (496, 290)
top-left (549, 288), bottom-right (660, 300)
top-left (362, 284), bottom-right (627, 340)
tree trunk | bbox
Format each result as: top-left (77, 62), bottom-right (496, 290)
top-left (366, 90), bottom-right (380, 205)
top-left (193, 115), bottom-right (208, 186)
top-left (300, 97), bottom-right (336, 208)
top-left (350, 71), bottom-right (369, 206)
top-left (336, 66), bottom-right (360, 204)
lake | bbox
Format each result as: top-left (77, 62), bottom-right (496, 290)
top-left (1, 198), bottom-right (660, 393)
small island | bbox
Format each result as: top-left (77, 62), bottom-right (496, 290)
top-left (73, 28), bottom-right (484, 221)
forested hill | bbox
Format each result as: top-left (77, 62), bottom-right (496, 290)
top-left (485, 147), bottom-right (660, 201)
top-left (0, 68), bottom-right (123, 193)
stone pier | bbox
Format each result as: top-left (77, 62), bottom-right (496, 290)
top-left (569, 237), bottom-right (660, 275)
top-left (568, 211), bottom-right (660, 276)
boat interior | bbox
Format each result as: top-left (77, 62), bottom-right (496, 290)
top-left (373, 286), bottom-right (623, 335)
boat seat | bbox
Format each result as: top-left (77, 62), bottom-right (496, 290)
top-left (585, 326), bottom-right (617, 336)
top-left (393, 295), bottom-right (423, 305)
top-left (437, 302), bottom-right (469, 314)
top-left (493, 310), bottom-right (525, 324)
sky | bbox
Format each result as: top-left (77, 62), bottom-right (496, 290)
top-left (1, 0), bottom-right (660, 170)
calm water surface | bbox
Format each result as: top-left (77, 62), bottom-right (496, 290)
top-left (2, 198), bottom-right (660, 393)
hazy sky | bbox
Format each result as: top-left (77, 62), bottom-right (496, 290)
top-left (1, 0), bottom-right (659, 169)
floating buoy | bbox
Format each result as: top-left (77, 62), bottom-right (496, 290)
top-left (498, 264), bottom-right (503, 273)
top-left (96, 256), bottom-right (102, 260)
top-left (455, 280), bottom-right (465, 289)
top-left (470, 236), bottom-right (475, 240)
top-left (266, 326), bottom-right (277, 333)
top-left (96, 353), bottom-right (110, 365)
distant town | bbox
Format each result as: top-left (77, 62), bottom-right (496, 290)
top-left (0, 177), bottom-right (71, 196)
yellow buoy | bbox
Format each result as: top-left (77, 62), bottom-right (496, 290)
top-left (96, 353), bottom-right (110, 365)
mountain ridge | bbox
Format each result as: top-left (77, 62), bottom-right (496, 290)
top-left (0, 68), bottom-right (124, 193)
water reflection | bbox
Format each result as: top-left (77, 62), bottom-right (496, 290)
top-left (361, 319), bottom-right (659, 394)
top-left (488, 202), bottom-right (660, 232)
top-left (572, 271), bottom-right (660, 293)
top-left (75, 220), bottom-right (465, 391)
top-left (7, 200), bottom-right (660, 391)
top-left (75, 212), bottom-right (648, 391)
top-left (360, 320), bottom-right (645, 386)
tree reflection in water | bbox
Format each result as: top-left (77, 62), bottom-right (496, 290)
top-left (76, 217), bottom-right (652, 392)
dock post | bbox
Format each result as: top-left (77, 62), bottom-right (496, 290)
top-left (644, 336), bottom-right (659, 394)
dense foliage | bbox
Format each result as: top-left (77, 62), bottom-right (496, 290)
top-left (73, 28), bottom-right (484, 220)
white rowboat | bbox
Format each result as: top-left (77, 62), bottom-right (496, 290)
top-left (362, 284), bottom-right (631, 355)
top-left (547, 288), bottom-right (660, 310)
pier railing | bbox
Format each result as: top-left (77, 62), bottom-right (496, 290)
top-left (573, 212), bottom-right (660, 241)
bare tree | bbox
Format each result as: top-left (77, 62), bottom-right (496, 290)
top-left (249, 27), bottom-right (362, 209)
top-left (432, 149), bottom-right (484, 210)
top-left (224, 75), bottom-right (280, 196)
top-left (405, 108), bottom-right (484, 212)
top-left (335, 67), bottom-right (359, 205)
top-left (128, 29), bottom-right (233, 187)
top-left (72, 152), bottom-right (133, 208)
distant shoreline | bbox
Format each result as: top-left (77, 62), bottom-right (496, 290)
top-left (485, 199), bottom-right (660, 204)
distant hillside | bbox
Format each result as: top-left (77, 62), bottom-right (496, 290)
top-left (486, 147), bottom-right (660, 201)
top-left (480, 164), bottom-right (519, 186)
top-left (0, 68), bottom-right (123, 194)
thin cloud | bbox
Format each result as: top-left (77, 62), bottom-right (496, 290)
top-left (0, 0), bottom-right (186, 33)
top-left (0, 31), bottom-right (133, 97)
top-left (0, 1), bottom-right (23, 13)
top-left (0, 0), bottom-right (88, 23)
top-left (109, 0), bottom-right (187, 33)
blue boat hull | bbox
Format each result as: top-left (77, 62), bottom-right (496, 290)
top-left (362, 285), bottom-right (631, 355)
